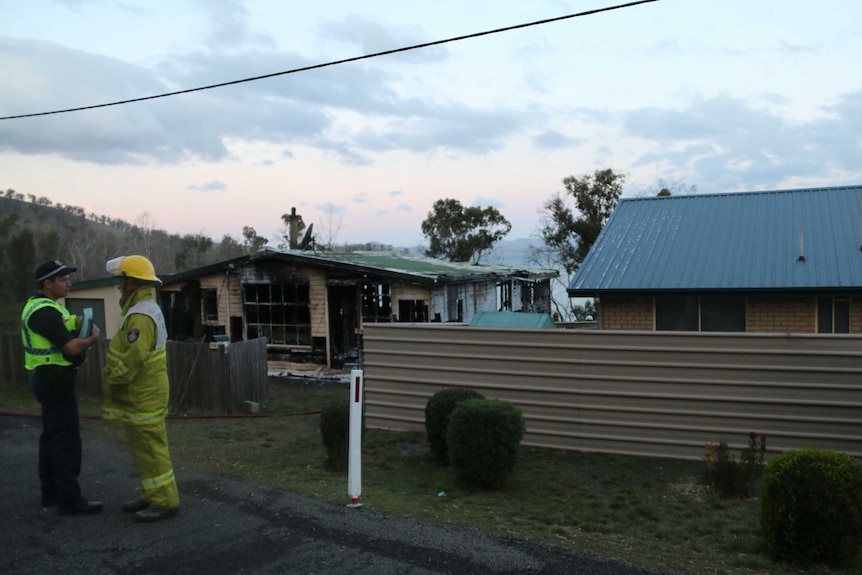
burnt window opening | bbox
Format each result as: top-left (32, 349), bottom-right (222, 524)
top-left (456, 299), bottom-right (463, 323)
top-left (520, 283), bottom-right (537, 313)
top-left (498, 281), bottom-right (513, 311)
top-left (818, 297), bottom-right (850, 333)
top-left (243, 283), bottom-right (311, 346)
top-left (361, 282), bottom-right (392, 323)
top-left (398, 299), bottom-right (428, 322)
top-left (202, 288), bottom-right (219, 324)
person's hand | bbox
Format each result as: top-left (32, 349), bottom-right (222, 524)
top-left (90, 324), bottom-right (101, 339)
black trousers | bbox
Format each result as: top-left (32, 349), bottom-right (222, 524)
top-left (31, 366), bottom-right (82, 506)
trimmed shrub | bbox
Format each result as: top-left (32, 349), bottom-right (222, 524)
top-left (424, 387), bottom-right (484, 466)
top-left (319, 399), bottom-right (351, 472)
top-left (701, 432), bottom-right (767, 498)
top-left (761, 448), bottom-right (862, 566)
top-left (447, 398), bottom-right (526, 489)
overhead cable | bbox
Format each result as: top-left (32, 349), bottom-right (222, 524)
top-left (0, 0), bottom-right (659, 121)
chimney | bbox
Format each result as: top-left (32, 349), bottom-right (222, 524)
top-left (286, 207), bottom-right (300, 249)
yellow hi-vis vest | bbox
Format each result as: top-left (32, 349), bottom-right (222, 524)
top-left (21, 297), bottom-right (76, 370)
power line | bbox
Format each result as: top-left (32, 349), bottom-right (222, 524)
top-left (0, 0), bottom-right (659, 121)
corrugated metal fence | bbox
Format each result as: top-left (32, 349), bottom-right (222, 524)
top-left (362, 324), bottom-right (862, 460)
top-left (1, 332), bottom-right (267, 414)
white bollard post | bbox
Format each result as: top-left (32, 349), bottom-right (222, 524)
top-left (347, 369), bottom-right (363, 508)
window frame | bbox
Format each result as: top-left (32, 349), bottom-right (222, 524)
top-left (655, 295), bottom-right (746, 332)
top-left (361, 282), bottom-right (392, 323)
top-left (243, 282), bottom-right (311, 346)
top-left (818, 296), bottom-right (850, 334)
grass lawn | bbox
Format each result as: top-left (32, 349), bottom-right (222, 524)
top-left (1, 378), bottom-right (858, 575)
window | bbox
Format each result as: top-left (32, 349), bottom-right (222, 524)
top-left (243, 283), bottom-right (311, 345)
top-left (498, 281), bottom-right (512, 311)
top-left (656, 296), bottom-right (698, 331)
top-left (202, 288), bottom-right (218, 324)
top-left (398, 299), bottom-right (428, 322)
top-left (700, 296), bottom-right (746, 332)
top-left (361, 282), bottom-right (392, 323)
top-left (656, 296), bottom-right (746, 332)
top-left (818, 297), bottom-right (850, 333)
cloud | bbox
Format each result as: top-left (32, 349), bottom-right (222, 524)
top-left (388, 189), bottom-right (402, 196)
top-left (194, 0), bottom-right (275, 52)
top-left (353, 192), bottom-right (368, 203)
top-left (317, 14), bottom-right (447, 64)
top-left (187, 180), bottom-right (227, 192)
top-left (353, 106), bottom-right (527, 154)
top-left (532, 129), bottom-right (583, 151)
top-left (396, 203), bottom-right (412, 212)
top-left (622, 92), bottom-right (862, 192)
top-left (314, 202), bottom-right (347, 215)
top-left (0, 3), bottom-right (536, 168)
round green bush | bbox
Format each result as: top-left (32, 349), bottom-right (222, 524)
top-left (447, 398), bottom-right (526, 489)
top-left (424, 387), bottom-right (484, 466)
top-left (761, 448), bottom-right (862, 565)
top-left (319, 399), bottom-right (351, 472)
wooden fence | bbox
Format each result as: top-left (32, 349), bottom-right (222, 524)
top-left (1, 332), bottom-right (268, 414)
top-left (361, 324), bottom-right (862, 461)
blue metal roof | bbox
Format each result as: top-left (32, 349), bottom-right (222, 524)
top-left (568, 185), bottom-right (862, 295)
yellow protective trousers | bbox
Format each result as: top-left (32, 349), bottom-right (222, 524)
top-left (124, 420), bottom-right (179, 509)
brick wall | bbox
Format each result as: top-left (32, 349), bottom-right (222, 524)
top-left (599, 297), bottom-right (653, 330)
top-left (600, 295), bottom-right (862, 333)
top-left (852, 297), bottom-right (862, 333)
top-left (747, 297), bottom-right (815, 333)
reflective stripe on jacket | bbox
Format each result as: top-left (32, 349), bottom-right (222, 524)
top-left (21, 297), bottom-right (76, 370)
top-left (102, 287), bottom-right (170, 425)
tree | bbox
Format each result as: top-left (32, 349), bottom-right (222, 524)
top-left (6, 228), bottom-right (36, 301)
top-left (242, 226), bottom-right (268, 254)
top-left (35, 228), bottom-right (62, 262)
top-left (536, 169), bottom-right (626, 275)
top-left (421, 199), bottom-right (511, 264)
top-left (217, 234), bottom-right (245, 260)
top-left (135, 211), bottom-right (157, 258)
top-left (530, 169), bottom-right (625, 321)
top-left (646, 177), bottom-right (697, 197)
top-left (572, 299), bottom-right (597, 321)
top-left (279, 210), bottom-right (307, 249)
top-left (315, 205), bottom-right (342, 251)
top-left (174, 233), bottom-right (214, 269)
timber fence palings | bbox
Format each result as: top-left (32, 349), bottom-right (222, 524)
top-left (0, 332), bottom-right (267, 415)
top-left (361, 325), bottom-right (862, 461)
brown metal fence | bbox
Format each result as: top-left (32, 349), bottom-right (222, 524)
top-left (361, 324), bottom-right (862, 460)
top-left (1, 332), bottom-right (267, 414)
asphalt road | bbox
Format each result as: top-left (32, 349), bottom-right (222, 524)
top-left (0, 414), bottom-right (673, 575)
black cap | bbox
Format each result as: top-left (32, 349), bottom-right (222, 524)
top-left (35, 260), bottom-right (77, 282)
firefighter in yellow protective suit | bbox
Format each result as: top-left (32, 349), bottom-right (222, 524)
top-left (102, 255), bottom-right (180, 522)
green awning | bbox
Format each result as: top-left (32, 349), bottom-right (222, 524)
top-left (468, 311), bottom-right (557, 329)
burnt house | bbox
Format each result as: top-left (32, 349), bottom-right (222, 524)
top-left (155, 247), bottom-right (557, 369)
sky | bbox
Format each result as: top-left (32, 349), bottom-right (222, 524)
top-left (1, 0), bottom-right (860, 249)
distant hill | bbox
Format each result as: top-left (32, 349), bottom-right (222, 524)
top-left (0, 190), bottom-right (578, 325)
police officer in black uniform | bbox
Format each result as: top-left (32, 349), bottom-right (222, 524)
top-left (21, 260), bottom-right (103, 515)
